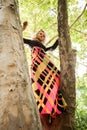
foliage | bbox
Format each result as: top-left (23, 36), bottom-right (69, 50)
top-left (19, 0), bottom-right (58, 40)
top-left (75, 74), bottom-right (87, 130)
top-left (19, 0), bottom-right (87, 129)
top-left (75, 108), bottom-right (87, 130)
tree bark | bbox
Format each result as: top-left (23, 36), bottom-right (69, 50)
top-left (58, 0), bottom-right (76, 129)
top-left (50, 0), bottom-right (76, 130)
top-left (0, 0), bottom-right (42, 130)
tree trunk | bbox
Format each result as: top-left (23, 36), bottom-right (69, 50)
top-left (0, 0), bottom-right (42, 130)
top-left (50, 0), bottom-right (76, 130)
top-left (58, 0), bottom-right (76, 129)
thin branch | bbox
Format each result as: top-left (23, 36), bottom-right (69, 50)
top-left (46, 3), bottom-right (87, 45)
top-left (77, 61), bottom-right (87, 67)
top-left (72, 28), bottom-right (87, 37)
top-left (70, 3), bottom-right (87, 29)
top-left (46, 35), bottom-right (58, 45)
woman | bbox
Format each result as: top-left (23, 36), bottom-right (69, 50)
top-left (22, 22), bottom-right (67, 129)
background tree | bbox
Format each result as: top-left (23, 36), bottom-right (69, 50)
top-left (48, 0), bottom-right (76, 129)
top-left (58, 0), bottom-right (76, 129)
top-left (0, 0), bottom-right (42, 130)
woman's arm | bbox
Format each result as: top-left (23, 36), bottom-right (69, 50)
top-left (23, 38), bottom-right (34, 48)
top-left (23, 38), bottom-right (46, 50)
top-left (45, 39), bottom-right (59, 51)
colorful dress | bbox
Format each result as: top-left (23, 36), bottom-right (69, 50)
top-left (23, 38), bottom-right (67, 117)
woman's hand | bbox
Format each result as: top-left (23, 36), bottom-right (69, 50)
top-left (22, 21), bottom-right (28, 31)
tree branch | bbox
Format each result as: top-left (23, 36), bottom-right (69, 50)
top-left (46, 3), bottom-right (87, 45)
top-left (70, 3), bottom-right (87, 29)
top-left (77, 61), bottom-right (87, 67)
top-left (46, 35), bottom-right (58, 45)
top-left (72, 28), bottom-right (87, 36)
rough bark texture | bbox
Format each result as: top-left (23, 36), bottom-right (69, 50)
top-left (49, 0), bottom-right (76, 130)
top-left (58, 0), bottom-right (76, 129)
top-left (0, 0), bottom-right (42, 130)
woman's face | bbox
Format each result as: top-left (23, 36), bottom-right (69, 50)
top-left (36, 29), bottom-right (46, 43)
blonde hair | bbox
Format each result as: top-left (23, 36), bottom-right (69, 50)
top-left (33, 29), bottom-right (46, 43)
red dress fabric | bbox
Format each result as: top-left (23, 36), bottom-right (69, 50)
top-left (31, 47), bottom-right (67, 117)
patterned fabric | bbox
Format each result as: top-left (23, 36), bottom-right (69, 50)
top-left (31, 47), bottom-right (67, 117)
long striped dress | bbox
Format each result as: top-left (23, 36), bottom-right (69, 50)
top-left (23, 38), bottom-right (67, 117)
top-left (31, 47), bottom-right (67, 117)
